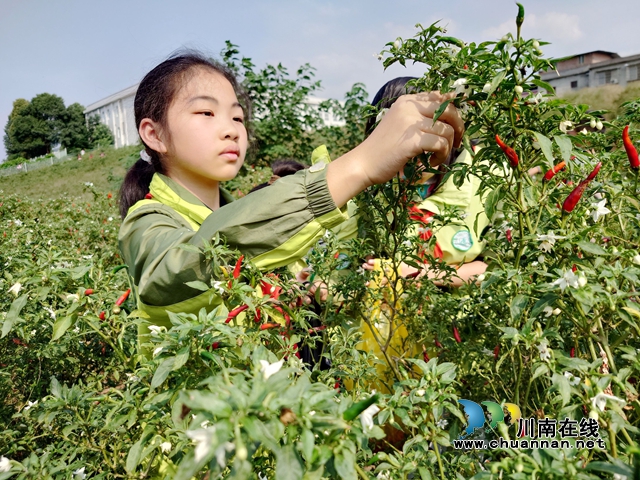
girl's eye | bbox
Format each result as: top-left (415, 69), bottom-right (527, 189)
top-left (199, 111), bottom-right (214, 117)
top-left (234, 117), bottom-right (245, 124)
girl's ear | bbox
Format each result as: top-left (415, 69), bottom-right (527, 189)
top-left (139, 118), bottom-right (168, 154)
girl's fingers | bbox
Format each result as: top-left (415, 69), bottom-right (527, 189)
top-left (409, 94), bottom-right (465, 148)
top-left (419, 118), bottom-right (455, 155)
top-left (416, 133), bottom-right (451, 166)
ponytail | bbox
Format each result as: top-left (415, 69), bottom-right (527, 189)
top-left (118, 150), bottom-right (164, 218)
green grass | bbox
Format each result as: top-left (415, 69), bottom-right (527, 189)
top-left (0, 144), bottom-right (272, 201)
top-left (560, 82), bottom-right (640, 118)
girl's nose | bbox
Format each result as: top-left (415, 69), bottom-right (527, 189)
top-left (220, 117), bottom-right (239, 140)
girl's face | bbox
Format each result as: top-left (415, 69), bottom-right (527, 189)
top-left (162, 68), bottom-right (248, 187)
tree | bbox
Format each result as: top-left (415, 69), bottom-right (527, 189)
top-left (87, 114), bottom-right (114, 148)
top-left (4, 93), bottom-right (65, 159)
top-left (60, 103), bottom-right (90, 151)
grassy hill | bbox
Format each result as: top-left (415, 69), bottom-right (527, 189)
top-left (0, 145), bottom-right (271, 201)
top-left (559, 82), bottom-right (640, 118)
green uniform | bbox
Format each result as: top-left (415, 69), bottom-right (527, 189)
top-left (118, 162), bottom-right (347, 335)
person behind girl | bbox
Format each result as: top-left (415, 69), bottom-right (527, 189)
top-left (117, 51), bottom-right (464, 350)
top-left (248, 159), bottom-right (307, 193)
top-left (361, 76), bottom-right (489, 285)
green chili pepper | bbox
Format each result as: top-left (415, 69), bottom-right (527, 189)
top-left (343, 393), bottom-right (380, 421)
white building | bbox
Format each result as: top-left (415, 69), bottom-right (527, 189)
top-left (84, 84), bottom-right (138, 149)
top-left (84, 84), bottom-right (345, 148)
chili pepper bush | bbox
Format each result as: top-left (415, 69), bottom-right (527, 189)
top-left (2, 6), bottom-right (640, 479)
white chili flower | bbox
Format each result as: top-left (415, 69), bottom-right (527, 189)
top-left (44, 307), bottom-right (56, 319)
top-left (73, 467), bottom-right (86, 479)
top-left (543, 306), bottom-right (554, 318)
top-left (533, 40), bottom-right (540, 49)
top-left (436, 418), bottom-right (448, 429)
top-left (482, 348), bottom-right (494, 356)
top-left (108, 216), bottom-right (113, 222)
top-left (552, 270), bottom-right (580, 291)
top-left (539, 241), bottom-right (553, 253)
top-left (514, 85), bottom-right (523, 95)
top-left (375, 107), bottom-right (389, 124)
top-left (452, 78), bottom-right (469, 96)
top-left (148, 325), bottom-right (166, 337)
top-left (360, 404), bottom-right (380, 431)
top-left (590, 118), bottom-right (597, 129)
top-left (153, 347), bottom-right (163, 358)
top-left (482, 83), bottom-right (492, 93)
top-left (215, 441), bottom-right (235, 468)
top-left (260, 358), bottom-right (284, 379)
top-left (24, 400), bottom-right (37, 411)
top-left (553, 308), bottom-right (561, 316)
top-left (84, 182), bottom-right (94, 187)
top-left (13, 219), bottom-right (23, 227)
top-left (212, 281), bottom-right (225, 295)
top-left (559, 120), bottom-right (573, 133)
top-left (591, 199), bottom-right (611, 222)
top-left (537, 231), bottom-right (564, 247)
top-left (577, 274), bottom-right (587, 288)
top-left (580, 128), bottom-right (589, 135)
top-left (8, 282), bottom-right (21, 296)
top-left (187, 428), bottom-right (215, 462)
top-left (564, 371), bottom-right (581, 386)
top-left (538, 255), bottom-right (546, 264)
top-left (415, 389), bottom-right (426, 397)
top-left (0, 456), bottom-right (10, 472)
top-left (591, 392), bottom-right (625, 412)
top-left (375, 53), bottom-right (383, 61)
top-left (160, 441), bottom-right (172, 453)
top-left (393, 39), bottom-right (402, 49)
top-left (632, 255), bottom-right (640, 265)
top-left (537, 339), bottom-right (551, 362)
top-left (596, 120), bottom-right (603, 130)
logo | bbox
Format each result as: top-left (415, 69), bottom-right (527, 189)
top-left (454, 399), bottom-right (605, 451)
top-left (451, 230), bottom-right (473, 251)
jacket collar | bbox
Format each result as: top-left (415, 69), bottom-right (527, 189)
top-left (149, 173), bottom-right (234, 227)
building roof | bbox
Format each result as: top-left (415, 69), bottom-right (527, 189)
top-left (84, 83), bottom-right (139, 114)
top-left (554, 50), bottom-right (620, 63)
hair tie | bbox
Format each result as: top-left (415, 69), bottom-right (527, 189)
top-left (268, 175), bottom-right (281, 185)
top-left (140, 149), bottom-right (152, 164)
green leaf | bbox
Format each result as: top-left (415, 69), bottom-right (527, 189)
top-left (531, 363), bottom-right (549, 380)
top-left (275, 444), bottom-right (304, 480)
top-left (126, 438), bottom-right (144, 473)
top-left (185, 280), bottom-right (210, 292)
top-left (50, 376), bottom-right (62, 398)
top-left (432, 99), bottom-right (452, 124)
top-left (533, 132), bottom-right (554, 169)
top-left (173, 346), bottom-right (190, 371)
top-left (484, 186), bottom-right (502, 221)
top-left (585, 461), bottom-right (634, 477)
top-left (334, 446), bottom-right (357, 480)
top-left (532, 78), bottom-right (555, 95)
top-left (551, 372), bottom-right (571, 406)
top-left (51, 315), bottom-right (74, 341)
top-left (487, 71), bottom-right (506, 97)
top-left (510, 294), bottom-right (529, 321)
top-left (180, 390), bottom-right (233, 418)
top-left (151, 357), bottom-right (176, 390)
top-left (531, 293), bottom-right (558, 318)
top-left (576, 240), bottom-right (607, 256)
top-left (300, 429), bottom-right (315, 461)
top-left (553, 135), bottom-right (573, 163)
top-left (1, 294), bottom-right (28, 338)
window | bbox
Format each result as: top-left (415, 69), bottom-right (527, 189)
top-left (596, 70), bottom-right (614, 85)
top-left (571, 80), bottom-right (578, 89)
top-left (629, 64), bottom-right (639, 82)
top-left (578, 55), bottom-right (584, 65)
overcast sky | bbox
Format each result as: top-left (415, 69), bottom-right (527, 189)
top-left (2, 0), bottom-right (640, 159)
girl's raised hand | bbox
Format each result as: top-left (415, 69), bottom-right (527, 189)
top-left (327, 91), bottom-right (464, 207)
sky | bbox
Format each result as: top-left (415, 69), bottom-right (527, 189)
top-left (2, 0), bottom-right (640, 160)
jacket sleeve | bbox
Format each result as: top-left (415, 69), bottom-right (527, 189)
top-left (119, 167), bottom-right (347, 307)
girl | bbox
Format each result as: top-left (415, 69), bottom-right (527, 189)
top-left (117, 51), bottom-right (464, 343)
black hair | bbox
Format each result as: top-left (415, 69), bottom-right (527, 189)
top-left (364, 76), bottom-right (419, 137)
top-left (249, 159), bottom-right (307, 193)
top-left (118, 50), bottom-right (251, 218)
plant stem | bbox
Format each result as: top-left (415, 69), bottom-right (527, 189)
top-left (608, 424), bottom-right (618, 458)
top-left (432, 437), bottom-right (447, 480)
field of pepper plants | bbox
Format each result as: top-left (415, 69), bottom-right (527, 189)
top-left (2, 5), bottom-right (640, 479)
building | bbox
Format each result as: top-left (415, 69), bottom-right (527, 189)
top-left (84, 84), bottom-right (345, 148)
top-left (541, 51), bottom-right (640, 96)
top-left (84, 84), bottom-right (138, 149)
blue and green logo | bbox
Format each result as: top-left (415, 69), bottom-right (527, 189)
top-left (457, 399), bottom-right (521, 438)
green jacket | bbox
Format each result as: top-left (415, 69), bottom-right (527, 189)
top-left (118, 162), bottom-right (347, 333)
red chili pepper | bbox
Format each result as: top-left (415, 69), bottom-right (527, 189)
top-left (585, 162), bottom-right (602, 181)
top-left (254, 308), bottom-right (262, 323)
top-left (99, 311), bottom-right (106, 321)
top-left (260, 280), bottom-right (282, 300)
top-left (225, 304), bottom-right (249, 323)
top-left (623, 125), bottom-right (640, 169)
top-left (434, 338), bottom-right (443, 349)
top-left (232, 255), bottom-right (244, 280)
top-left (273, 305), bottom-right (291, 327)
top-left (543, 161), bottom-right (566, 181)
top-left (495, 135), bottom-right (519, 168)
top-left (572, 264), bottom-right (577, 273)
top-left (506, 228), bottom-right (513, 243)
top-left (334, 379), bottom-right (341, 390)
top-left (144, 193), bottom-right (153, 199)
top-left (570, 347), bottom-right (576, 358)
top-left (211, 341), bottom-right (220, 349)
top-left (84, 289), bottom-right (94, 296)
top-left (115, 289), bottom-right (131, 307)
top-left (562, 180), bottom-right (589, 213)
top-left (453, 325), bottom-right (462, 343)
top-left (309, 325), bottom-right (327, 334)
top-left (494, 345), bottom-right (500, 360)
top-left (260, 323), bottom-right (281, 331)
top-left (335, 301), bottom-right (344, 314)
top-left (423, 351), bottom-right (430, 362)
